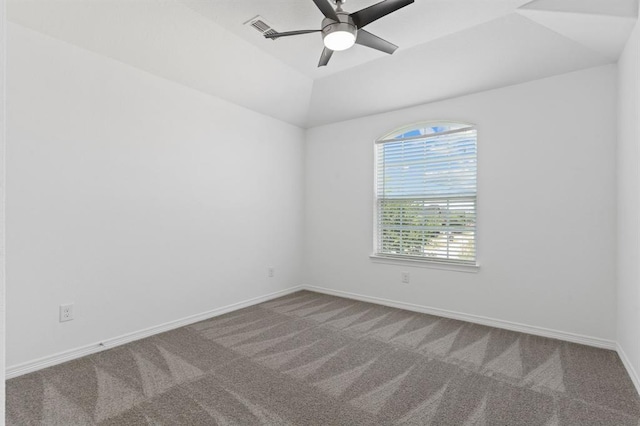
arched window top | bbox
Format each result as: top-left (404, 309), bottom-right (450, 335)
top-left (378, 121), bottom-right (475, 143)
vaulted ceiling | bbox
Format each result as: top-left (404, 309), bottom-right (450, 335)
top-left (8, 0), bottom-right (638, 127)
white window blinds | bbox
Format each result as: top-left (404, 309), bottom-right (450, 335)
top-left (374, 124), bottom-right (477, 265)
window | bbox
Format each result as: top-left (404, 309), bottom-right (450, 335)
top-left (374, 122), bottom-right (477, 266)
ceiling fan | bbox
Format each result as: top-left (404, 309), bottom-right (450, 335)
top-left (264, 0), bottom-right (414, 67)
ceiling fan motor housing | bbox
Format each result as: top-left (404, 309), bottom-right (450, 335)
top-left (321, 13), bottom-right (357, 51)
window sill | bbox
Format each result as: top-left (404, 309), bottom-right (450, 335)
top-left (369, 254), bottom-right (480, 273)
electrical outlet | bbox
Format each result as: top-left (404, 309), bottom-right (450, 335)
top-left (60, 304), bottom-right (74, 322)
top-left (401, 272), bottom-right (410, 284)
top-left (268, 267), bottom-right (275, 278)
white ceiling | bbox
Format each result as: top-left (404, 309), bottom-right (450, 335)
top-left (182, 0), bottom-right (533, 78)
top-left (7, 0), bottom-right (639, 127)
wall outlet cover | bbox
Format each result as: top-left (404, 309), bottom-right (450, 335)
top-left (60, 304), bottom-right (74, 322)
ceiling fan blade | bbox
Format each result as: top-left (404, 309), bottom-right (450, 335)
top-left (355, 29), bottom-right (398, 54)
top-left (318, 47), bottom-right (334, 67)
top-left (264, 29), bottom-right (321, 39)
top-left (312, 0), bottom-right (339, 21)
top-left (350, 0), bottom-right (414, 28)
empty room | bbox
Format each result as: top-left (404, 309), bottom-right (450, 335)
top-left (3, 0), bottom-right (640, 424)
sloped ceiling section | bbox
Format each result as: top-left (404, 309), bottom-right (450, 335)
top-left (519, 0), bottom-right (638, 17)
top-left (307, 0), bottom-right (638, 127)
top-left (8, 0), bottom-right (314, 127)
top-left (7, 0), bottom-right (639, 128)
top-left (517, 0), bottom-right (638, 60)
top-left (185, 0), bottom-right (532, 79)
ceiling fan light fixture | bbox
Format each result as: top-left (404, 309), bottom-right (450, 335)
top-left (323, 30), bottom-right (356, 51)
top-left (322, 19), bottom-right (357, 51)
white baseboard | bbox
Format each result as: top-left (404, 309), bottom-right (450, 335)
top-left (303, 285), bottom-right (617, 350)
top-left (6, 286), bottom-right (304, 379)
top-left (6, 283), bottom-right (621, 380)
top-left (617, 342), bottom-right (640, 396)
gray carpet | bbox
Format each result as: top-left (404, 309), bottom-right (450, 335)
top-left (6, 290), bottom-right (640, 425)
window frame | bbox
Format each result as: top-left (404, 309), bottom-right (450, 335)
top-left (371, 121), bottom-right (480, 272)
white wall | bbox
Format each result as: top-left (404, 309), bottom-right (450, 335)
top-left (1, 0), bottom-right (6, 416)
top-left (6, 23), bottom-right (305, 367)
top-left (304, 65), bottom-right (618, 342)
top-left (617, 14), bottom-right (640, 388)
